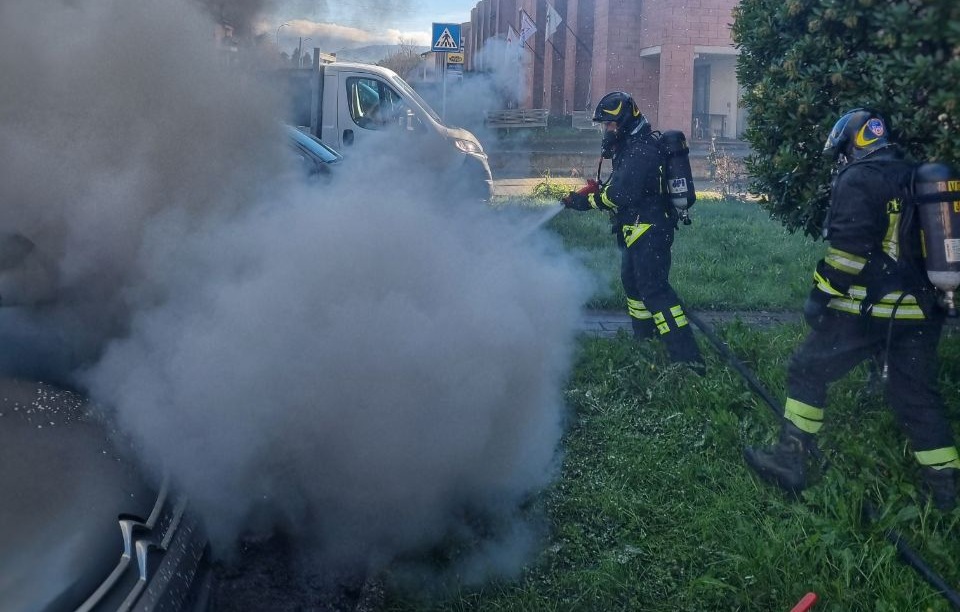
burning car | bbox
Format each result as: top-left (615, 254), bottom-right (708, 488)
top-left (285, 124), bottom-right (342, 179)
top-left (0, 378), bottom-right (213, 611)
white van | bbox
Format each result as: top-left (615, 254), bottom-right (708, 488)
top-left (279, 61), bottom-right (492, 201)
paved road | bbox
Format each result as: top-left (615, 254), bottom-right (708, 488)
top-left (492, 178), bottom-right (722, 198)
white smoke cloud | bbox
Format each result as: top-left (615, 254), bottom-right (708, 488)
top-left (266, 0), bottom-right (421, 49)
top-left (0, 0), bottom-right (590, 579)
top-left (279, 19), bottom-right (379, 48)
top-left (421, 36), bottom-right (533, 143)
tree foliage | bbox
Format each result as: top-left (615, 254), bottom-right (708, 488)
top-left (378, 38), bottom-right (425, 80)
top-left (732, 0), bottom-right (960, 237)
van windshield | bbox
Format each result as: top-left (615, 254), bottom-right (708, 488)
top-left (388, 74), bottom-right (443, 125)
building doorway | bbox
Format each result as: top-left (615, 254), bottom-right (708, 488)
top-left (692, 63), bottom-right (710, 140)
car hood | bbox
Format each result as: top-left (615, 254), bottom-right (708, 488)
top-left (0, 379), bottom-right (156, 611)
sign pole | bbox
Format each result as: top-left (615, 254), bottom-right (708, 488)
top-left (431, 22), bottom-right (462, 124)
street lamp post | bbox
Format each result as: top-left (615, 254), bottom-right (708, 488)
top-left (297, 37), bottom-right (312, 67)
top-left (275, 22), bottom-right (290, 49)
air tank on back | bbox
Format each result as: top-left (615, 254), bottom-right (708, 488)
top-left (914, 161), bottom-right (960, 316)
top-left (660, 130), bottom-right (696, 225)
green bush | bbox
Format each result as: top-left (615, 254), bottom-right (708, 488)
top-left (532, 174), bottom-right (574, 201)
top-left (732, 0), bottom-right (960, 237)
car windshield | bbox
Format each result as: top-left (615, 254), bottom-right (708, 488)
top-left (387, 74), bottom-right (442, 124)
top-left (286, 126), bottom-right (342, 163)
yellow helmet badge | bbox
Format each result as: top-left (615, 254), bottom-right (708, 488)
top-left (854, 118), bottom-right (885, 147)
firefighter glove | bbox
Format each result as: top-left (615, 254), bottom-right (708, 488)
top-left (580, 179), bottom-right (600, 195)
top-left (803, 290), bottom-right (832, 330)
top-left (563, 180), bottom-right (601, 210)
top-left (563, 191), bottom-right (590, 210)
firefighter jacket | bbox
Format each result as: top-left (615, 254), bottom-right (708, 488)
top-left (566, 129), bottom-right (674, 229)
top-left (812, 149), bottom-right (937, 321)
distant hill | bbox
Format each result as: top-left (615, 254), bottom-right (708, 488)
top-left (333, 44), bottom-right (429, 65)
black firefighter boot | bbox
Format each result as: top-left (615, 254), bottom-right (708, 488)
top-left (919, 467), bottom-right (958, 512)
top-left (743, 422), bottom-right (811, 495)
top-left (662, 328), bottom-right (706, 376)
top-left (631, 318), bottom-right (657, 341)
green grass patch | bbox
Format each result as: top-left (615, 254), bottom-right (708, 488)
top-left (381, 189), bottom-right (960, 610)
top-left (542, 195), bottom-right (823, 311)
top-left (383, 325), bottom-right (960, 611)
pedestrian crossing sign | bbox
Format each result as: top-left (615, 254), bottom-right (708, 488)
top-left (431, 23), bottom-right (462, 52)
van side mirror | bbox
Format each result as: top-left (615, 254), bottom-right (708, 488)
top-left (343, 129), bottom-right (354, 146)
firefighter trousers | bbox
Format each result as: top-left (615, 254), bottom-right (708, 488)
top-left (619, 221), bottom-right (703, 367)
top-left (785, 314), bottom-right (955, 455)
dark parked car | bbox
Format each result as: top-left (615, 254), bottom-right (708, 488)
top-left (285, 124), bottom-right (342, 179)
top-left (0, 378), bottom-right (212, 611)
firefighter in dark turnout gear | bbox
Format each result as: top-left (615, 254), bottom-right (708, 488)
top-left (563, 92), bottom-right (704, 371)
top-left (744, 109), bottom-right (959, 511)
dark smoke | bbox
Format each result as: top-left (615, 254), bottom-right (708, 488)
top-left (0, 0), bottom-right (591, 581)
top-left (0, 0), bottom-right (284, 378)
top-left (196, 0), bottom-right (272, 38)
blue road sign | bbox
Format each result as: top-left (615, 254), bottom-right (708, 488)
top-left (431, 23), bottom-right (462, 52)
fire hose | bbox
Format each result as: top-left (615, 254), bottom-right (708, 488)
top-left (683, 309), bottom-right (960, 610)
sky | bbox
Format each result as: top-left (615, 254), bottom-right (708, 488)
top-left (266, 0), bottom-right (480, 51)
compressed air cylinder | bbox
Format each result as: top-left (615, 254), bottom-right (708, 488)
top-left (660, 130), bottom-right (697, 212)
top-left (914, 162), bottom-right (960, 314)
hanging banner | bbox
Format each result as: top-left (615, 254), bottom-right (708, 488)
top-left (505, 24), bottom-right (517, 48)
top-left (505, 24), bottom-right (521, 62)
top-left (545, 1), bottom-right (562, 40)
top-left (518, 9), bottom-right (537, 47)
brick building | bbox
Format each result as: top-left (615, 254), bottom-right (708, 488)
top-left (462, 0), bottom-right (741, 140)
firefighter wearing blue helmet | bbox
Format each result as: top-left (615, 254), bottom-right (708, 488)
top-left (744, 108), bottom-right (958, 511)
top-left (563, 91), bottom-right (704, 372)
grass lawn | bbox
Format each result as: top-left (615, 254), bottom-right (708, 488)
top-left (506, 187), bottom-right (823, 311)
top-left (381, 191), bottom-right (960, 611)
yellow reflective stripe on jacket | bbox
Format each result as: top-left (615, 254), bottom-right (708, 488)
top-left (627, 298), bottom-right (652, 320)
top-left (915, 447), bottom-right (960, 470)
top-left (587, 192), bottom-right (600, 209)
top-left (622, 223), bottom-right (652, 247)
top-left (827, 297), bottom-right (925, 319)
top-left (824, 247), bottom-right (866, 274)
top-left (843, 285), bottom-right (917, 304)
top-left (784, 398), bottom-right (824, 434)
top-left (813, 271), bottom-right (844, 296)
top-left (843, 286), bottom-right (919, 307)
top-left (827, 284), bottom-right (924, 319)
top-left (599, 186), bottom-right (618, 212)
top-left (882, 201), bottom-right (902, 259)
top-left (866, 303), bottom-right (925, 318)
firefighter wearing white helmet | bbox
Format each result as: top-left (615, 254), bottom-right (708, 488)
top-left (744, 108), bottom-right (959, 511)
top-left (563, 91), bottom-right (704, 372)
